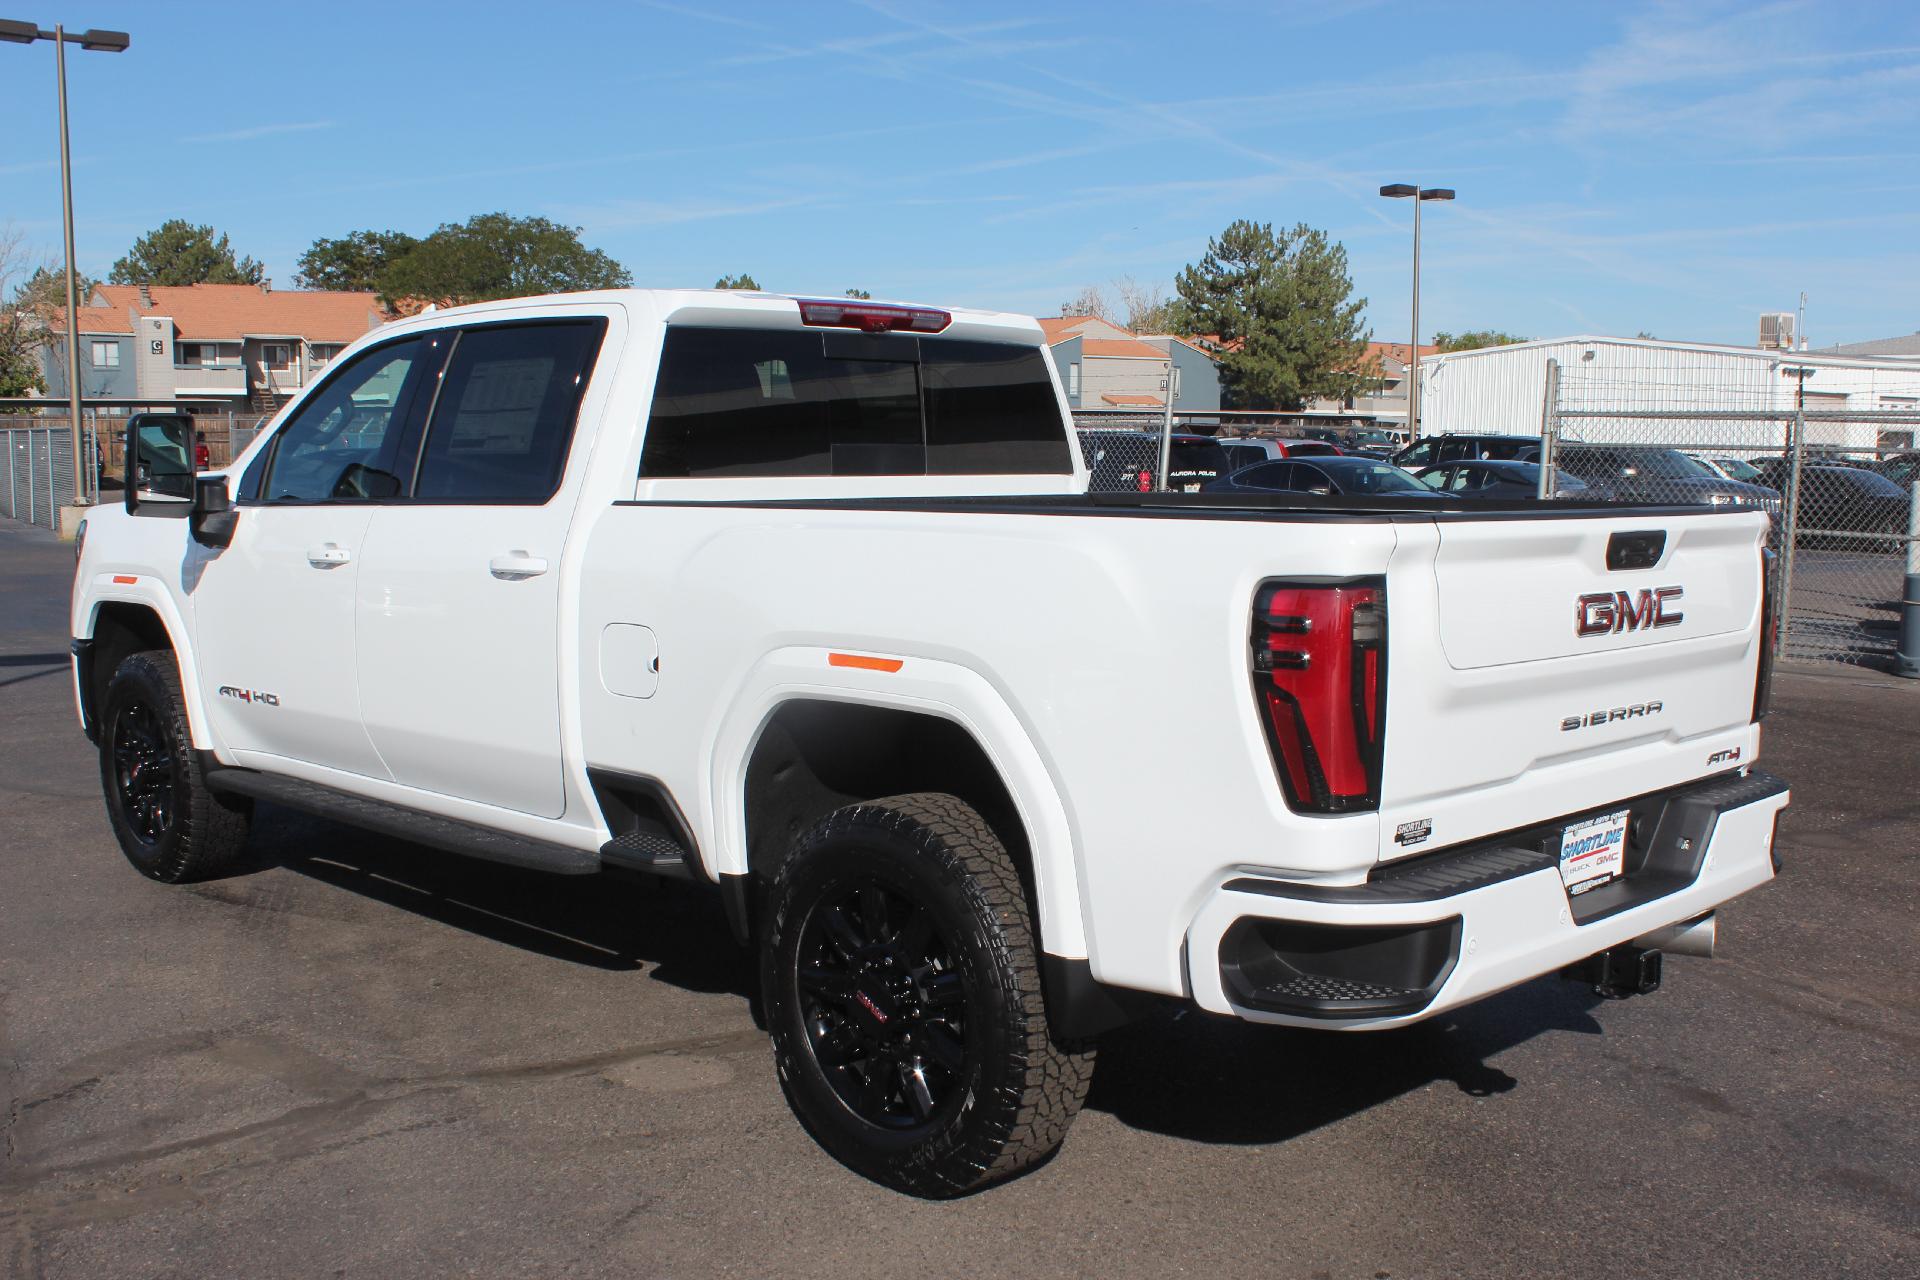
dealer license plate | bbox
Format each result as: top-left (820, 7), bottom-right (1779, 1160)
top-left (1559, 809), bottom-right (1629, 896)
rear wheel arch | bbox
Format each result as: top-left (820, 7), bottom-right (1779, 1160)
top-left (739, 698), bottom-right (1074, 958)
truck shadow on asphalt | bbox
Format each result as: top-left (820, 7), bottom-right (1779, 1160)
top-left (1082, 984), bottom-right (1606, 1145)
top-left (245, 803), bottom-right (755, 1000)
top-left (238, 802), bottom-right (1608, 1150)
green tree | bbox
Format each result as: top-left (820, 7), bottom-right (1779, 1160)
top-left (295, 229), bottom-right (420, 292)
top-left (375, 213), bottom-right (631, 306)
top-left (108, 219), bottom-right (263, 286)
top-left (0, 232), bottom-right (99, 396)
top-left (1430, 329), bottom-right (1527, 353)
top-left (714, 273), bottom-right (760, 290)
top-left (844, 288), bottom-right (871, 299)
top-left (1173, 219), bottom-right (1369, 410)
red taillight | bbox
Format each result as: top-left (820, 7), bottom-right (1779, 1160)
top-left (1753, 546), bottom-right (1779, 721)
top-left (1136, 469), bottom-right (1152, 492)
top-left (796, 299), bottom-right (950, 334)
top-left (1251, 580), bottom-right (1387, 813)
top-left (195, 441), bottom-right (211, 469)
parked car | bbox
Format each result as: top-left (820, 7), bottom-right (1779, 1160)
top-left (1204, 456), bottom-right (1441, 500)
top-left (1556, 446), bottom-right (1780, 512)
top-left (1416, 459), bottom-right (1591, 500)
top-left (1696, 455), bottom-right (1766, 485)
top-left (1392, 432), bottom-right (1541, 470)
top-left (71, 286), bottom-right (1788, 1198)
top-left (1218, 436), bottom-right (1343, 462)
top-left (1870, 451), bottom-right (1919, 491)
top-left (1751, 460), bottom-right (1911, 547)
top-left (1165, 433), bottom-right (1232, 491)
top-left (1342, 428), bottom-right (1399, 459)
top-left (1077, 430), bottom-right (1230, 492)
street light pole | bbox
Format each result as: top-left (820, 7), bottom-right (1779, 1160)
top-left (1379, 183), bottom-right (1454, 439)
top-left (1, 18), bottom-right (131, 520)
top-left (54, 24), bottom-right (84, 505)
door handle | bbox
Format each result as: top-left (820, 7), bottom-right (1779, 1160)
top-left (306, 543), bottom-right (352, 568)
top-left (489, 551), bottom-right (549, 580)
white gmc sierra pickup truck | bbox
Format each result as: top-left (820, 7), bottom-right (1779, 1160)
top-left (70, 289), bottom-right (1789, 1196)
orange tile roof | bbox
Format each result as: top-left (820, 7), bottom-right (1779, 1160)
top-left (1081, 338), bottom-right (1169, 360)
top-left (90, 283), bottom-right (387, 343)
top-left (1365, 341), bottom-right (1440, 366)
top-left (1038, 316), bottom-right (1091, 343)
top-left (52, 306), bottom-right (133, 334)
top-left (1101, 392), bottom-right (1164, 406)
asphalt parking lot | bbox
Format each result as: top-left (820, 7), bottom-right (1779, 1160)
top-left (2, 516), bottom-right (1916, 1279)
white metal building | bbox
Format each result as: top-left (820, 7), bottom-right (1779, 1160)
top-left (1419, 335), bottom-right (1920, 451)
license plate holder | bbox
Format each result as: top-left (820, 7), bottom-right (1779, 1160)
top-left (1559, 809), bottom-right (1629, 896)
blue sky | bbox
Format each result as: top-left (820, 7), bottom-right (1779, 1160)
top-left (7, 0), bottom-right (1919, 346)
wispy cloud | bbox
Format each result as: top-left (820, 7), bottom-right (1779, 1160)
top-left (632, 0), bottom-right (770, 32)
top-left (184, 121), bottom-right (333, 144)
top-left (557, 193), bottom-right (836, 230)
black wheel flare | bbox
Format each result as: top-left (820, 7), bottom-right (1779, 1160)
top-left (794, 876), bottom-right (971, 1132)
top-left (112, 699), bottom-right (176, 844)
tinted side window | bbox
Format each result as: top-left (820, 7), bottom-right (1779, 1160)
top-left (414, 321), bottom-right (606, 503)
top-left (1240, 462), bottom-right (1296, 488)
top-left (923, 340), bottom-right (1070, 475)
top-left (260, 338), bottom-right (430, 502)
top-left (642, 328), bottom-right (919, 478)
top-left (641, 328), bottom-right (1070, 479)
top-left (1400, 440), bottom-right (1437, 467)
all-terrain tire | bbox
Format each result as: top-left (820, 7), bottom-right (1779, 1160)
top-left (99, 650), bottom-right (252, 883)
top-left (761, 792), bottom-right (1095, 1197)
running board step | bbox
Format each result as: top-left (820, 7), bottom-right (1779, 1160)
top-left (204, 767), bottom-right (601, 875)
top-left (599, 821), bottom-right (694, 880)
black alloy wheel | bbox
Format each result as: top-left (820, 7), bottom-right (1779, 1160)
top-left (111, 697), bottom-right (175, 844)
top-left (98, 650), bottom-right (251, 883)
top-left (795, 874), bottom-right (969, 1131)
top-left (762, 793), bottom-right (1095, 1198)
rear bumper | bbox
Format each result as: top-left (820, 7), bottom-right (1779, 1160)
top-left (1186, 770), bottom-right (1788, 1028)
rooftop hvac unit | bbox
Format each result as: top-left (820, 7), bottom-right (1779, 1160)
top-left (1759, 312), bottom-right (1794, 350)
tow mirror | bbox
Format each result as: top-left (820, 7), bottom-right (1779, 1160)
top-left (124, 414), bottom-right (197, 517)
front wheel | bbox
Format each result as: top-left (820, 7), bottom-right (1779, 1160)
top-left (761, 793), bottom-right (1094, 1197)
top-left (99, 650), bottom-right (251, 883)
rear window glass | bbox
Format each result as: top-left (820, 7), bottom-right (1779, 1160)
top-left (1168, 440), bottom-right (1228, 480)
top-left (640, 327), bottom-right (1070, 478)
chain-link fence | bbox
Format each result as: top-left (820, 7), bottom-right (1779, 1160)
top-left (1543, 359), bottom-right (1920, 670)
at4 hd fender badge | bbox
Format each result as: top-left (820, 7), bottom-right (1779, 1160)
top-left (218, 685), bottom-right (280, 707)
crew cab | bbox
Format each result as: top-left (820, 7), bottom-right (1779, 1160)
top-left (70, 289), bottom-right (1788, 1198)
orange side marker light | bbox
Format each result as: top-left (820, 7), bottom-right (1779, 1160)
top-left (828, 652), bottom-right (903, 673)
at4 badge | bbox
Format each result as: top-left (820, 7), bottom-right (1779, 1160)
top-left (217, 685), bottom-right (280, 707)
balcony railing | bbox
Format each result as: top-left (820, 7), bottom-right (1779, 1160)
top-left (172, 362), bottom-right (247, 392)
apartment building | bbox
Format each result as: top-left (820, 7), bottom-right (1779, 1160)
top-left (43, 282), bottom-right (388, 411)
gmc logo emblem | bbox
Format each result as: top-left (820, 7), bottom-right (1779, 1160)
top-left (1576, 587), bottom-right (1685, 637)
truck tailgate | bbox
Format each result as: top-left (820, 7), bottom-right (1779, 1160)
top-left (1376, 508), bottom-right (1768, 863)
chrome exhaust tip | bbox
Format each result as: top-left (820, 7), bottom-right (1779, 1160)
top-left (1634, 912), bottom-right (1716, 959)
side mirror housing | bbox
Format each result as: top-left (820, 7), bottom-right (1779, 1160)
top-left (190, 475), bottom-right (238, 549)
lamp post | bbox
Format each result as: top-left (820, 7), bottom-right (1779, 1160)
top-left (1, 18), bottom-right (130, 522)
top-left (1379, 183), bottom-right (1453, 438)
